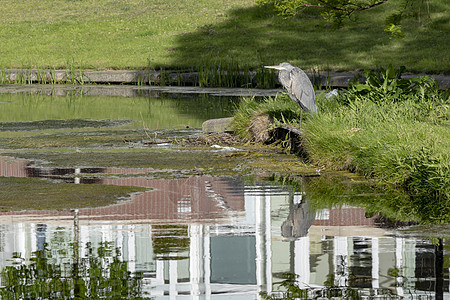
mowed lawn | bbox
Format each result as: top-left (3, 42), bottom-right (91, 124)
top-left (0, 0), bottom-right (448, 73)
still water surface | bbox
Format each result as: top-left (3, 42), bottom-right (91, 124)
top-left (0, 85), bottom-right (448, 299)
top-left (0, 85), bottom-right (239, 129)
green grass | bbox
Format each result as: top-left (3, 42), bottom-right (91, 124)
top-left (303, 93), bottom-right (449, 205)
top-left (305, 81), bottom-right (449, 218)
top-left (0, 0), bottom-right (448, 73)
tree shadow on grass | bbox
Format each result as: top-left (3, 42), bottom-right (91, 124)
top-left (168, 3), bottom-right (449, 74)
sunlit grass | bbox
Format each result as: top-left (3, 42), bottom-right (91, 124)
top-left (0, 0), bottom-right (448, 73)
top-left (302, 88), bottom-right (449, 207)
top-left (0, 0), bottom-right (252, 69)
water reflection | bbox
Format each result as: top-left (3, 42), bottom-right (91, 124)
top-left (0, 174), bottom-right (448, 299)
top-left (0, 89), bottom-right (238, 130)
top-left (0, 84), bottom-right (280, 98)
top-left (1, 156), bottom-right (449, 298)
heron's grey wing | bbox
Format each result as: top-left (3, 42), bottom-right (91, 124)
top-left (289, 68), bottom-right (317, 113)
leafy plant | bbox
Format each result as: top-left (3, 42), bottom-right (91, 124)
top-left (340, 65), bottom-right (439, 105)
top-left (385, 11), bottom-right (405, 38)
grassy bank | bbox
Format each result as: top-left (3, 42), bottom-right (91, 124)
top-left (233, 69), bottom-right (449, 222)
top-left (0, 0), bottom-right (448, 73)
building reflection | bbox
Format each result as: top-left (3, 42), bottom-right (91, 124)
top-left (0, 155), bottom-right (448, 298)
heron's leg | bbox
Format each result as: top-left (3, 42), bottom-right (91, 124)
top-left (299, 109), bottom-right (303, 128)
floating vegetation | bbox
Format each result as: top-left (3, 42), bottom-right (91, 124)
top-left (0, 119), bottom-right (132, 131)
top-left (0, 176), bottom-right (145, 211)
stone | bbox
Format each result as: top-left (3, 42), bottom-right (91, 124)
top-left (202, 117), bottom-right (234, 133)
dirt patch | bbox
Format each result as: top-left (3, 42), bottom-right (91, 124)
top-left (248, 113), bottom-right (274, 143)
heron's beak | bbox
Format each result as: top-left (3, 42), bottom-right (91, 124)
top-left (264, 65), bottom-right (284, 70)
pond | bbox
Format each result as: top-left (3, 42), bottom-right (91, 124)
top-left (0, 85), bottom-right (448, 299)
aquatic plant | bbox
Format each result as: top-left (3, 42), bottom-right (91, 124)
top-left (64, 60), bottom-right (89, 85)
top-left (152, 225), bottom-right (190, 260)
top-left (0, 176), bottom-right (145, 211)
top-left (260, 272), bottom-right (391, 300)
top-left (0, 66), bottom-right (89, 85)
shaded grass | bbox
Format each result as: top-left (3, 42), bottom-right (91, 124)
top-left (0, 0), bottom-right (448, 73)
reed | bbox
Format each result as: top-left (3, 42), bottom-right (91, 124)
top-left (0, 63), bottom-right (91, 85)
top-left (194, 59), bottom-right (276, 88)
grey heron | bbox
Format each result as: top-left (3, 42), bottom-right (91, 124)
top-left (265, 62), bottom-right (317, 125)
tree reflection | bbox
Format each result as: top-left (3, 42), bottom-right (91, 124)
top-left (152, 225), bottom-right (190, 260)
top-left (0, 242), bottom-right (145, 299)
top-left (271, 173), bottom-right (449, 225)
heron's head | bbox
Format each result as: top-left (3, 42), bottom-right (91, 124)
top-left (264, 62), bottom-right (293, 71)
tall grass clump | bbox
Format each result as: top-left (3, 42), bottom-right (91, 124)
top-left (232, 95), bottom-right (302, 139)
top-left (302, 66), bottom-right (449, 220)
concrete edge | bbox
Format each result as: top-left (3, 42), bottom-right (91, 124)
top-left (0, 69), bottom-right (448, 89)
